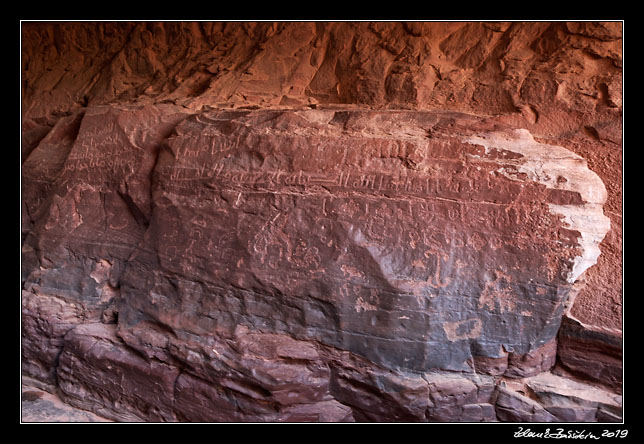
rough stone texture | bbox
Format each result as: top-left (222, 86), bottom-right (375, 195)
top-left (495, 385), bottom-right (558, 423)
top-left (22, 21), bottom-right (622, 422)
top-left (524, 372), bottom-right (622, 422)
top-left (111, 108), bottom-right (609, 374)
top-left (554, 315), bottom-right (623, 394)
top-left (495, 373), bottom-right (622, 423)
top-left (22, 378), bottom-right (112, 422)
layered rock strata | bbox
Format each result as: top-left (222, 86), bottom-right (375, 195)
top-left (22, 104), bottom-right (616, 421)
top-left (22, 21), bottom-right (622, 422)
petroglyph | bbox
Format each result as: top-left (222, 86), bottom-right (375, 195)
top-left (444, 318), bottom-right (483, 342)
top-left (32, 108), bottom-right (605, 373)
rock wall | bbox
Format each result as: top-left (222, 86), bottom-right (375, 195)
top-left (21, 21), bottom-right (622, 422)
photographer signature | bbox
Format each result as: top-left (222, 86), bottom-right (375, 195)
top-left (514, 427), bottom-right (628, 439)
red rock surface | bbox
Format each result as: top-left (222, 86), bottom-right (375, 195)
top-left (21, 21), bottom-right (622, 422)
top-left (22, 377), bottom-right (112, 422)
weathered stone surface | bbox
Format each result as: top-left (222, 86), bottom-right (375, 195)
top-left (109, 108), bottom-right (607, 375)
top-left (55, 315), bottom-right (354, 422)
top-left (495, 384), bottom-right (558, 422)
top-left (505, 338), bottom-right (557, 378)
top-left (277, 400), bottom-right (354, 422)
top-left (555, 315), bottom-right (623, 393)
top-left (21, 291), bottom-right (86, 387)
top-left (21, 21), bottom-right (622, 422)
top-left (22, 21), bottom-right (623, 339)
top-left (57, 323), bottom-right (180, 422)
top-left (328, 357), bottom-right (432, 421)
top-left (494, 372), bottom-right (622, 423)
top-left (22, 104), bottom-right (613, 421)
top-left (525, 372), bottom-right (622, 422)
top-left (424, 373), bottom-right (496, 422)
top-left (22, 378), bottom-right (112, 422)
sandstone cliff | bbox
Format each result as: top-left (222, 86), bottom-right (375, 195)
top-left (21, 21), bottom-right (622, 422)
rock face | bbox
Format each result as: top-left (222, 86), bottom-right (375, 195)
top-left (21, 22), bottom-right (622, 422)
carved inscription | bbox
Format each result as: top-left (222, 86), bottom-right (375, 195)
top-left (157, 127), bottom-right (568, 287)
top-left (127, 110), bottom-right (590, 372)
top-left (62, 120), bottom-right (135, 176)
top-left (163, 162), bottom-right (478, 198)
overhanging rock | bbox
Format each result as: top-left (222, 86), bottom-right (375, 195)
top-left (22, 105), bottom-right (613, 421)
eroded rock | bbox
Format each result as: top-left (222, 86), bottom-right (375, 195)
top-left (21, 21), bottom-right (622, 422)
top-left (21, 104), bottom-right (614, 422)
top-left (115, 108), bottom-right (609, 374)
